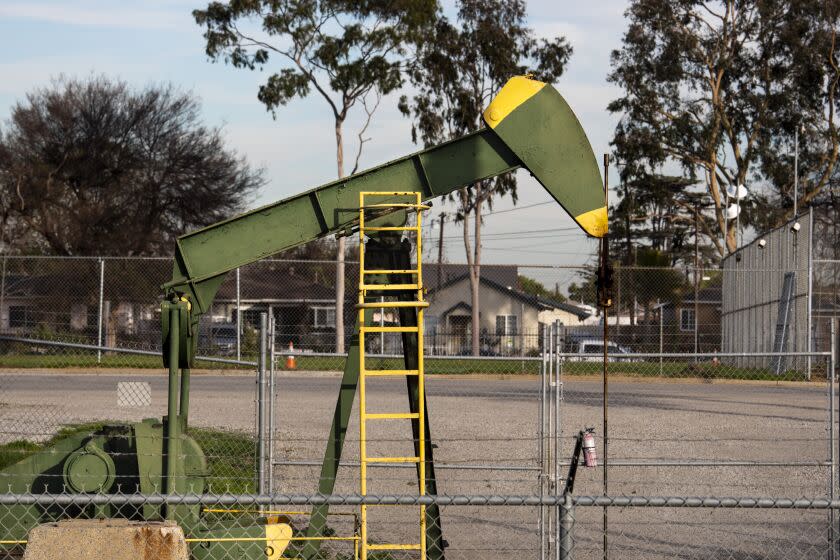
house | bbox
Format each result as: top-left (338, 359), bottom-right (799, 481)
top-left (657, 285), bottom-right (722, 352)
top-left (425, 267), bottom-right (591, 356)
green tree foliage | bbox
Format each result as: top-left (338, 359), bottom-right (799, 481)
top-left (609, 1), bottom-right (840, 257)
top-left (518, 275), bottom-right (566, 302)
top-left (398, 0), bottom-right (571, 355)
top-left (609, 174), bottom-right (697, 266)
top-left (193, 0), bottom-right (437, 352)
top-left (0, 76), bottom-right (263, 256)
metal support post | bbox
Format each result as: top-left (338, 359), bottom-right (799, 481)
top-left (257, 312), bottom-right (268, 495)
top-left (97, 258), bottom-right (104, 363)
top-left (558, 493), bottom-right (574, 560)
top-left (0, 256), bottom-right (6, 333)
top-left (165, 305), bottom-right (180, 517)
top-left (539, 325), bottom-right (548, 560)
top-left (832, 319), bottom-right (837, 558)
top-left (548, 321), bottom-right (555, 549)
top-left (553, 320), bottom-right (561, 560)
top-left (236, 267), bottom-right (242, 361)
top-left (268, 312), bottom-right (276, 496)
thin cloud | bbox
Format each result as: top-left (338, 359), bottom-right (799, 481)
top-left (0, 2), bottom-right (190, 30)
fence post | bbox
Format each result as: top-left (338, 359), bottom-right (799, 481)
top-left (268, 312), bottom-right (276, 496)
top-left (539, 324), bottom-right (547, 560)
top-left (832, 318), bottom-right (838, 560)
top-left (558, 493), bottom-right (574, 560)
top-left (236, 267), bottom-right (241, 361)
top-left (97, 258), bottom-right (104, 363)
top-left (0, 256), bottom-right (6, 332)
top-left (257, 312), bottom-right (268, 495)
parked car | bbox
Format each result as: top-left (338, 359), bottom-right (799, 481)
top-left (200, 323), bottom-right (238, 356)
top-left (567, 339), bottom-right (639, 362)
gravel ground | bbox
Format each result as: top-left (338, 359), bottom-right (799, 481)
top-left (0, 369), bottom-right (835, 559)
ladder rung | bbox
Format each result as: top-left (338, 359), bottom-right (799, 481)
top-left (360, 283), bottom-right (421, 291)
top-left (367, 544), bottom-right (422, 551)
top-left (361, 203), bottom-right (430, 210)
top-left (362, 326), bottom-right (419, 333)
top-left (360, 191), bottom-right (419, 197)
top-left (364, 456), bottom-right (420, 464)
top-left (362, 369), bottom-right (420, 376)
top-left (357, 301), bottom-right (428, 309)
top-left (362, 269), bottom-right (418, 275)
top-left (364, 412), bottom-right (420, 420)
top-left (361, 226), bottom-right (420, 232)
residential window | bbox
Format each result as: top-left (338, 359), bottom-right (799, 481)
top-left (495, 314), bottom-right (518, 336)
top-left (313, 306), bottom-right (336, 328)
top-left (679, 308), bottom-right (696, 332)
top-left (8, 306), bottom-right (29, 328)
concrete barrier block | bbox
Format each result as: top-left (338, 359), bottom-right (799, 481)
top-left (23, 519), bottom-right (188, 560)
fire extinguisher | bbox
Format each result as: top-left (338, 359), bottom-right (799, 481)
top-left (582, 428), bottom-right (597, 468)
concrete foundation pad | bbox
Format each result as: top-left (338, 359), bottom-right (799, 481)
top-left (23, 519), bottom-right (188, 560)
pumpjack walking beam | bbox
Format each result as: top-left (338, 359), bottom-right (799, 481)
top-left (158, 74), bottom-right (607, 559)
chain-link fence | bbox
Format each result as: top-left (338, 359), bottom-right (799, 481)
top-left (0, 492), bottom-right (839, 560)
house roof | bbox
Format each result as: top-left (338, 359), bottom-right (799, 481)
top-left (430, 273), bottom-right (591, 320)
top-left (215, 264), bottom-right (334, 302)
top-left (659, 286), bottom-right (722, 308)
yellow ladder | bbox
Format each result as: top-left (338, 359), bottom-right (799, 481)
top-left (358, 191), bottom-right (429, 560)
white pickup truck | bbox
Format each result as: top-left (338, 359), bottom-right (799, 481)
top-left (567, 339), bottom-right (638, 362)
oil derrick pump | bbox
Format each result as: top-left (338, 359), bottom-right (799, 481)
top-left (0, 76), bottom-right (607, 560)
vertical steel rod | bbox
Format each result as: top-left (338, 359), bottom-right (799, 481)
top-left (832, 319), bottom-right (837, 558)
top-left (554, 321), bottom-right (561, 560)
top-left (539, 326), bottom-right (547, 560)
top-left (268, 313), bottom-right (276, 496)
top-left (257, 312), bottom-right (268, 495)
top-left (602, 153), bottom-right (610, 560)
top-left (0, 256), bottom-right (6, 333)
top-left (97, 258), bottom-right (104, 363)
top-left (236, 267), bottom-right (242, 361)
top-left (548, 321), bottom-right (555, 552)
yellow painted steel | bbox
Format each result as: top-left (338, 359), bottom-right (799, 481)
top-left (363, 369), bottom-right (419, 376)
top-left (573, 205), bottom-right (608, 238)
top-left (355, 301), bottom-right (429, 309)
top-left (358, 191), bottom-right (427, 560)
top-left (359, 283), bottom-right (420, 291)
top-left (482, 75), bottom-right (546, 129)
top-left (366, 412), bottom-right (420, 420)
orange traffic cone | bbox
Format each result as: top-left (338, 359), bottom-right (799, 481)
top-left (286, 342), bottom-right (297, 370)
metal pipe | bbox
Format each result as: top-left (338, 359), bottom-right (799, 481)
top-left (551, 321), bottom-right (562, 560)
top-left (0, 256), bottom-right (6, 333)
top-left (97, 258), bottom-right (104, 363)
top-left (0, 335), bottom-right (259, 366)
top-left (269, 313), bottom-right (276, 496)
top-left (5, 493), bottom-right (840, 508)
top-left (165, 305), bottom-right (180, 517)
top-left (179, 368), bottom-right (190, 429)
top-left (236, 267), bottom-right (241, 361)
top-left (548, 321), bottom-right (555, 552)
top-left (257, 312), bottom-right (268, 495)
top-left (830, 318), bottom-right (836, 560)
top-left (539, 324), bottom-right (547, 560)
top-left (273, 458), bottom-right (830, 469)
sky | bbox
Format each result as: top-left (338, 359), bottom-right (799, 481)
top-left (0, 0), bottom-right (631, 283)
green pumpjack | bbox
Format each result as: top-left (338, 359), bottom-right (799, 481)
top-left (0, 76), bottom-right (606, 560)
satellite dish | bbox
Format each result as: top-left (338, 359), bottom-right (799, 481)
top-left (725, 204), bottom-right (741, 219)
top-left (726, 184), bottom-right (749, 200)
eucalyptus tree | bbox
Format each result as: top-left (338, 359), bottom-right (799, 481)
top-left (610, 0), bottom-right (840, 256)
top-left (398, 0), bottom-right (571, 355)
top-left (194, 0), bottom-right (437, 352)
